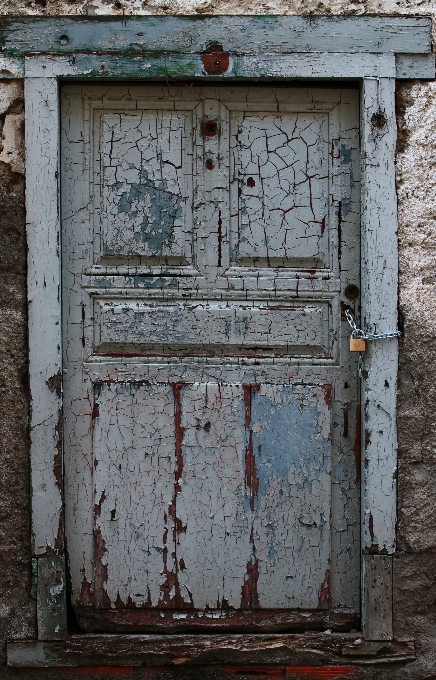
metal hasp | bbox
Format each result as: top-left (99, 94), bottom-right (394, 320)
top-left (4, 13), bottom-right (431, 668)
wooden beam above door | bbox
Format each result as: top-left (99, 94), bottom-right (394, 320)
top-left (0, 15), bottom-right (433, 79)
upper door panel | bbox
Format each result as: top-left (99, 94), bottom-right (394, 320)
top-left (230, 110), bottom-right (329, 268)
top-left (98, 109), bottom-right (193, 263)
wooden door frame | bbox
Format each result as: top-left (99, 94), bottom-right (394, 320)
top-left (3, 15), bottom-right (433, 667)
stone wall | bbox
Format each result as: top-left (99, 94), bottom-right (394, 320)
top-left (0, 2), bottom-right (435, 679)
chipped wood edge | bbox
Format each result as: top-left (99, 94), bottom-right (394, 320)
top-left (360, 77), bottom-right (398, 640)
top-left (37, 557), bottom-right (67, 641)
top-left (6, 635), bottom-right (416, 667)
top-left (362, 555), bottom-right (393, 641)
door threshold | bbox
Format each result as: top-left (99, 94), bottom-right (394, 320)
top-left (7, 633), bottom-right (415, 668)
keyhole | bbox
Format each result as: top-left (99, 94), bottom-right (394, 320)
top-left (344, 284), bottom-right (360, 300)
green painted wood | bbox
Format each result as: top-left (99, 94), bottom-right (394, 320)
top-left (23, 52), bottom-right (397, 79)
top-left (37, 557), bottom-right (67, 641)
top-left (0, 51), bottom-right (428, 80)
top-left (0, 15), bottom-right (431, 57)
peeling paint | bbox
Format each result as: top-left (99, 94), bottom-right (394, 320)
top-left (100, 110), bottom-right (190, 259)
top-left (62, 84), bottom-right (361, 629)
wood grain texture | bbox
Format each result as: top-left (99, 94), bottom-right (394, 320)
top-left (7, 634), bottom-right (415, 667)
top-left (26, 77), bottom-right (64, 558)
top-left (362, 555), bottom-right (393, 641)
top-left (1, 16), bottom-right (431, 56)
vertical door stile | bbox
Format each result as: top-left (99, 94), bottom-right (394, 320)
top-left (360, 77), bottom-right (398, 640)
top-left (26, 75), bottom-right (67, 641)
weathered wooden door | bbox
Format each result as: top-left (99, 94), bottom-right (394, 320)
top-left (61, 84), bottom-right (360, 632)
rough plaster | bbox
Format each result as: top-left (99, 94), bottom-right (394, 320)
top-left (0, 1), bottom-right (435, 679)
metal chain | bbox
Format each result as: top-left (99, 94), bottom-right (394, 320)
top-left (345, 309), bottom-right (401, 341)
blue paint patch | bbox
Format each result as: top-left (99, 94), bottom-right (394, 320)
top-left (132, 276), bottom-right (178, 289)
top-left (341, 197), bottom-right (352, 217)
top-left (333, 456), bottom-right (347, 484)
top-left (335, 197), bottom-right (351, 218)
top-left (108, 165), bottom-right (182, 255)
top-left (340, 143), bottom-right (352, 165)
top-left (251, 387), bottom-right (329, 498)
top-left (93, 277), bottom-right (113, 288)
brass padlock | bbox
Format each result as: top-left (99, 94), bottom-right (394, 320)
top-left (350, 338), bottom-right (366, 352)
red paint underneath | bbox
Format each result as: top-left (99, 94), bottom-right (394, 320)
top-left (241, 558), bottom-right (260, 609)
top-left (164, 383), bottom-right (190, 609)
top-left (245, 431), bottom-right (259, 511)
top-left (74, 606), bottom-right (359, 631)
top-left (225, 669), bottom-right (285, 676)
top-left (317, 568), bottom-right (331, 609)
top-left (321, 384), bottom-right (332, 410)
top-left (285, 668), bottom-right (359, 679)
top-left (94, 490), bottom-right (107, 518)
top-left (79, 575), bottom-right (93, 606)
top-left (243, 384), bottom-right (260, 510)
top-left (201, 52), bottom-right (230, 74)
top-left (94, 526), bottom-right (111, 609)
top-left (172, 383), bottom-right (185, 493)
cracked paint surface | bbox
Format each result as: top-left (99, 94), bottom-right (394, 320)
top-left (231, 112), bottom-right (328, 267)
top-left (96, 300), bottom-right (329, 355)
top-left (62, 85), bottom-right (360, 629)
top-left (100, 110), bottom-right (191, 260)
top-left (93, 381), bottom-right (331, 610)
